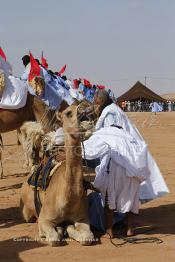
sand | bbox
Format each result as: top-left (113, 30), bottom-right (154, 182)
top-left (0, 112), bottom-right (175, 262)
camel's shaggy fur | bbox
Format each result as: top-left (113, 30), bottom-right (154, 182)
top-left (18, 122), bottom-right (44, 170)
top-left (40, 131), bottom-right (57, 157)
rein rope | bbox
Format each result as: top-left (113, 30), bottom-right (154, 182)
top-left (38, 106), bottom-right (57, 132)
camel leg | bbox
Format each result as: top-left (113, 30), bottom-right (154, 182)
top-left (20, 200), bottom-right (36, 223)
top-left (38, 218), bottom-right (63, 246)
top-left (67, 222), bottom-right (94, 246)
top-left (0, 153), bottom-right (3, 179)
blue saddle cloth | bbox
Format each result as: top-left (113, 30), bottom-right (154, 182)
top-left (28, 157), bottom-right (53, 191)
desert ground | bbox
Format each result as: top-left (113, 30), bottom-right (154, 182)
top-left (0, 112), bottom-right (175, 262)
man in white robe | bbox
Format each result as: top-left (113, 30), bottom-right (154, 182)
top-left (21, 55), bottom-right (31, 81)
top-left (151, 101), bottom-right (162, 115)
top-left (83, 90), bottom-right (169, 237)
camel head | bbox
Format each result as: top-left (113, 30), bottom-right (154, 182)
top-left (29, 76), bottom-right (45, 96)
top-left (0, 70), bottom-right (5, 98)
top-left (56, 104), bottom-right (85, 142)
top-left (56, 103), bottom-right (99, 141)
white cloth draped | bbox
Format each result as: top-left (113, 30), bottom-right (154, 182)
top-left (83, 103), bottom-right (169, 211)
top-left (0, 76), bottom-right (28, 109)
top-left (83, 127), bottom-right (150, 212)
top-left (0, 58), bottom-right (28, 109)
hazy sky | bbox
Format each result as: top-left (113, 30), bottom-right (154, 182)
top-left (1, 0), bottom-right (175, 96)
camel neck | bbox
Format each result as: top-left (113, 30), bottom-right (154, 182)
top-left (64, 135), bottom-right (83, 192)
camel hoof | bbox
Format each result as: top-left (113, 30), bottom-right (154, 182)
top-left (80, 241), bottom-right (92, 246)
top-left (80, 239), bottom-right (94, 246)
top-left (80, 234), bottom-right (95, 246)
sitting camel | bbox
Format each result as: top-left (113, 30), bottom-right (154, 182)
top-left (20, 104), bottom-right (94, 246)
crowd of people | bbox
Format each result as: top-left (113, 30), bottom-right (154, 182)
top-left (121, 100), bottom-right (175, 112)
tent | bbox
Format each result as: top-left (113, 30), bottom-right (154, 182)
top-left (117, 81), bottom-right (166, 102)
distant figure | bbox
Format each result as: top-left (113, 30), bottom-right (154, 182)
top-left (121, 101), bottom-right (126, 111)
top-left (151, 101), bottom-right (162, 115)
top-left (168, 101), bottom-right (172, 112)
top-left (21, 55), bottom-right (31, 81)
top-left (127, 100), bottom-right (131, 112)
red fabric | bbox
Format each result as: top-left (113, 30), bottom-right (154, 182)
top-left (0, 47), bottom-right (7, 61)
top-left (41, 51), bottom-right (48, 69)
top-left (96, 85), bottom-right (105, 89)
top-left (28, 52), bottom-right (41, 81)
top-left (57, 64), bottom-right (66, 76)
top-left (84, 79), bottom-right (92, 88)
top-left (73, 79), bottom-right (79, 89)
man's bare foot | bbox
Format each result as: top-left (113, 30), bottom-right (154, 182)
top-left (106, 228), bottom-right (114, 239)
top-left (126, 227), bottom-right (135, 237)
top-left (126, 212), bottom-right (137, 236)
top-left (105, 207), bottom-right (114, 238)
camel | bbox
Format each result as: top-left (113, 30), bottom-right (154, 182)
top-left (20, 104), bottom-right (94, 246)
top-left (0, 75), bottom-right (68, 177)
top-left (0, 93), bottom-right (59, 134)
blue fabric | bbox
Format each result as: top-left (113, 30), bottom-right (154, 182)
top-left (79, 83), bottom-right (85, 93)
top-left (85, 88), bottom-right (96, 102)
top-left (39, 70), bottom-right (74, 108)
top-left (78, 84), bottom-right (96, 102)
top-left (52, 77), bottom-right (74, 105)
top-left (55, 76), bottom-right (70, 90)
top-left (88, 192), bottom-right (126, 233)
top-left (40, 83), bottom-right (63, 110)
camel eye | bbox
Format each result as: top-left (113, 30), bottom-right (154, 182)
top-left (65, 110), bottom-right (73, 118)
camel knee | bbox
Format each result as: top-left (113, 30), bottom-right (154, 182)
top-left (38, 218), bottom-right (62, 246)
